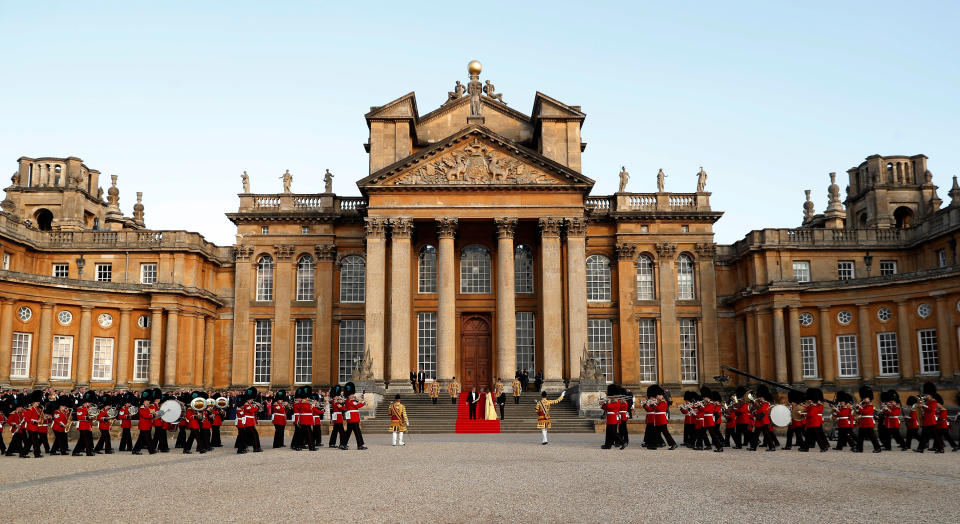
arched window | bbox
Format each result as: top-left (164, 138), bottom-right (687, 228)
top-left (514, 245), bottom-right (534, 293)
top-left (894, 206), bottom-right (913, 229)
top-left (339, 255), bottom-right (365, 303)
top-left (586, 255), bottom-right (611, 302)
top-left (256, 255), bottom-right (274, 301)
top-left (460, 245), bottom-right (491, 294)
top-left (296, 254), bottom-right (314, 301)
top-left (35, 209), bottom-right (53, 231)
top-left (636, 254), bottom-right (655, 300)
top-left (418, 245), bottom-right (437, 294)
top-left (677, 254), bottom-right (695, 300)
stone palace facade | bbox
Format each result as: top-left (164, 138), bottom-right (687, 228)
top-left (1, 62), bottom-right (958, 399)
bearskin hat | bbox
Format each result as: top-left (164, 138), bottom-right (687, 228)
top-left (858, 385), bottom-right (873, 401)
top-left (835, 390), bottom-right (851, 404)
top-left (332, 385), bottom-right (343, 397)
top-left (152, 388), bottom-right (162, 400)
top-left (710, 391), bottom-right (722, 403)
top-left (879, 390), bottom-right (891, 403)
top-left (933, 393), bottom-right (944, 404)
top-left (922, 381), bottom-right (937, 395)
top-left (276, 390), bottom-right (287, 402)
top-left (787, 390), bottom-right (804, 404)
top-left (889, 390), bottom-right (901, 403)
top-left (244, 387), bottom-right (258, 403)
top-left (756, 385), bottom-right (773, 402)
top-left (735, 386), bottom-right (748, 398)
top-left (344, 382), bottom-right (356, 397)
top-left (700, 386), bottom-right (713, 399)
top-left (805, 387), bottom-right (823, 402)
top-left (82, 390), bottom-right (98, 404)
top-left (30, 389), bottom-right (44, 404)
top-left (607, 383), bottom-right (619, 396)
top-left (905, 395), bottom-right (917, 407)
top-left (683, 390), bottom-right (696, 402)
top-left (646, 384), bottom-right (663, 397)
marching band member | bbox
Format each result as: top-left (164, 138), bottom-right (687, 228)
top-left (723, 398), bottom-right (737, 448)
top-left (680, 390), bottom-right (696, 448)
top-left (879, 390), bottom-right (906, 451)
top-left (117, 397), bottom-right (134, 452)
top-left (751, 386), bottom-right (776, 451)
top-left (51, 400), bottom-right (70, 455)
top-left (311, 394), bottom-right (324, 448)
top-left (150, 390), bottom-right (170, 453)
top-left (855, 386), bottom-right (881, 453)
top-left (389, 394), bottom-right (409, 446)
top-left (733, 387), bottom-right (751, 449)
top-left (447, 376), bottom-right (461, 405)
top-left (916, 382), bottom-right (943, 453)
top-left (182, 402), bottom-right (201, 454)
top-left (93, 401), bottom-right (114, 454)
top-left (600, 385), bottom-right (621, 450)
top-left (535, 390), bottom-right (564, 445)
top-left (341, 384), bottom-right (367, 451)
top-left (175, 395), bottom-right (188, 449)
top-left (23, 392), bottom-right (43, 458)
top-left (237, 388), bottom-right (263, 454)
top-left (132, 391), bottom-right (156, 455)
top-left (328, 387), bottom-right (346, 449)
top-left (800, 388), bottom-right (829, 452)
top-left (6, 402), bottom-right (25, 457)
top-left (272, 391), bottom-right (288, 449)
top-left (704, 390), bottom-right (724, 452)
top-left (71, 392), bottom-right (96, 456)
top-left (290, 387), bottom-right (312, 451)
top-left (904, 396), bottom-right (920, 450)
top-left (642, 385), bottom-right (658, 449)
top-left (832, 391), bottom-right (856, 451)
top-left (210, 400), bottom-right (224, 448)
top-left (783, 391), bottom-right (805, 451)
top-left (934, 393), bottom-right (958, 452)
top-left (651, 385), bottom-right (677, 451)
top-left (618, 388), bottom-right (632, 449)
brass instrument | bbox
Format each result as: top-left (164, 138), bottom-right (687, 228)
top-left (215, 397), bottom-right (229, 409)
top-left (87, 406), bottom-right (100, 421)
top-left (190, 397), bottom-right (207, 411)
top-left (128, 405), bottom-right (139, 417)
top-left (913, 395), bottom-right (926, 422)
top-left (204, 398), bottom-right (216, 409)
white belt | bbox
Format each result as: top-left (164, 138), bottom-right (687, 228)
top-left (837, 417), bottom-right (849, 419)
top-left (605, 412), bottom-right (616, 415)
top-left (654, 412), bottom-right (666, 415)
top-left (347, 410), bottom-right (359, 414)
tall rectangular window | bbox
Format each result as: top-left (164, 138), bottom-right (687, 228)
top-left (133, 339), bottom-right (150, 381)
top-left (52, 263), bottom-right (69, 278)
top-left (417, 312), bottom-right (437, 380)
top-left (800, 336), bottom-right (818, 378)
top-left (679, 318), bottom-right (698, 382)
top-left (515, 312), bottom-right (536, 375)
top-left (92, 337), bottom-right (114, 380)
top-left (51, 335), bottom-right (73, 380)
top-left (636, 255), bottom-right (655, 300)
top-left (418, 246), bottom-right (437, 294)
top-left (792, 261), bottom-right (811, 282)
top-left (254, 320), bottom-right (272, 384)
top-left (836, 334), bottom-right (859, 377)
top-left (637, 318), bottom-right (657, 382)
top-left (338, 319), bottom-right (365, 383)
top-left (2, 252), bottom-right (10, 270)
top-left (918, 329), bottom-right (939, 374)
top-left (879, 260), bottom-right (897, 276)
top-left (11, 332), bottom-right (32, 378)
top-left (96, 263), bottom-right (112, 282)
top-left (294, 319), bottom-right (313, 384)
top-left (877, 332), bottom-right (899, 376)
top-left (586, 255), bottom-right (612, 302)
top-left (587, 319), bottom-right (614, 382)
top-left (937, 249), bottom-right (948, 268)
top-left (140, 263), bottom-right (157, 284)
top-left (837, 261), bottom-right (854, 280)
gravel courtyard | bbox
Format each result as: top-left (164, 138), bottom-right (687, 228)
top-left (2, 433), bottom-right (958, 523)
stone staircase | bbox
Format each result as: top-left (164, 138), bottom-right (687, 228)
top-left (363, 392), bottom-right (594, 434)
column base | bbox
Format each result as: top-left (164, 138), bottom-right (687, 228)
top-left (539, 379), bottom-right (566, 393)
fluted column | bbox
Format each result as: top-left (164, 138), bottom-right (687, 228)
top-left (36, 303), bottom-right (54, 384)
top-left (857, 304), bottom-right (875, 380)
top-left (495, 217), bottom-right (517, 389)
top-left (787, 305), bottom-right (803, 383)
top-left (0, 299), bottom-right (14, 384)
top-left (117, 307), bottom-right (132, 388)
top-left (204, 316), bottom-right (215, 387)
top-left (363, 217), bottom-right (388, 381)
top-left (565, 218), bottom-right (587, 382)
top-left (76, 305), bottom-right (93, 386)
top-left (895, 301), bottom-right (914, 378)
top-left (163, 307), bottom-right (179, 387)
top-left (149, 307), bottom-right (164, 386)
top-left (539, 218), bottom-right (563, 387)
top-left (436, 218), bottom-right (458, 380)
top-left (390, 218), bottom-right (414, 385)
top-left (934, 296), bottom-right (955, 376)
top-left (314, 244), bottom-right (336, 384)
top-left (773, 306), bottom-right (788, 383)
top-left (817, 306), bottom-right (835, 382)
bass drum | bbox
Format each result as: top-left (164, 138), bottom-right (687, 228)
top-left (770, 404), bottom-right (792, 427)
top-left (159, 399), bottom-right (185, 424)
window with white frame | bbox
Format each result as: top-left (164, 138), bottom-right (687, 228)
top-left (256, 255), bottom-right (274, 301)
top-left (937, 249), bottom-right (948, 268)
top-left (586, 255), bottom-right (611, 302)
top-left (636, 255), bottom-right (655, 300)
top-left (877, 332), bottom-right (899, 376)
top-left (516, 312), bottom-right (536, 375)
top-left (2, 252), bottom-right (9, 270)
top-left (254, 320), bottom-right (272, 384)
top-left (339, 255), bottom-right (365, 303)
top-left (294, 319), bottom-right (313, 384)
top-left (637, 318), bottom-right (657, 382)
top-left (11, 332), bottom-right (32, 378)
top-left (514, 245), bottom-right (534, 294)
top-left (836, 334), bottom-right (859, 377)
top-left (679, 318), bottom-right (698, 382)
top-left (52, 263), bottom-right (69, 278)
top-left (460, 245), bottom-right (492, 294)
top-left (51, 335), bottom-right (73, 380)
top-left (800, 336), bottom-right (818, 378)
top-left (338, 319), bottom-right (364, 383)
top-left (792, 261), bottom-right (811, 282)
top-left (918, 329), bottom-right (939, 374)
top-left (261, 225), bottom-right (269, 235)
top-left (296, 255), bottom-right (314, 301)
top-left (879, 260), bottom-right (897, 276)
top-left (133, 339), bottom-right (150, 381)
top-left (140, 263), bottom-right (157, 284)
top-left (837, 261), bottom-right (854, 280)
top-left (95, 263), bottom-right (112, 282)
top-left (418, 245), bottom-right (437, 294)
top-left (92, 337), bottom-right (114, 380)
top-left (301, 225), bottom-right (309, 234)
top-left (417, 312), bottom-right (437, 380)
top-left (587, 319), bottom-right (614, 382)
top-left (677, 255), bottom-right (695, 300)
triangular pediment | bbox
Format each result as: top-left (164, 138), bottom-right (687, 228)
top-left (365, 92), bottom-right (418, 120)
top-left (532, 92), bottom-right (585, 120)
top-left (357, 126), bottom-right (594, 192)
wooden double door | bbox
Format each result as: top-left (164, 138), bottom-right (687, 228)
top-left (460, 314), bottom-right (492, 391)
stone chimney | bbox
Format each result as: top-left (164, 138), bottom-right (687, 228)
top-left (824, 172), bottom-right (846, 228)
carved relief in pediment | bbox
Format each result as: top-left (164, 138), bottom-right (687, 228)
top-left (392, 138), bottom-right (560, 186)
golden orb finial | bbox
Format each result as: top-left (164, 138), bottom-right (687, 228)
top-left (467, 60), bottom-right (482, 76)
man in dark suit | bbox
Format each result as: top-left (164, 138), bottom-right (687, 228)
top-left (417, 369), bottom-right (426, 394)
top-left (521, 370), bottom-right (529, 392)
top-left (409, 371), bottom-right (416, 391)
top-left (534, 371), bottom-right (543, 392)
top-left (497, 389), bottom-right (506, 420)
top-left (467, 388), bottom-right (480, 420)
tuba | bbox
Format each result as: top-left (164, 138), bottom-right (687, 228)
top-left (190, 397), bottom-right (207, 411)
top-left (215, 397), bottom-right (229, 409)
top-left (204, 398), bottom-right (216, 409)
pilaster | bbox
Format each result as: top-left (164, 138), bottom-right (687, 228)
top-left (390, 218), bottom-right (414, 384)
top-left (76, 305), bottom-right (93, 386)
top-left (539, 217), bottom-right (563, 387)
top-left (495, 217), bottom-right (517, 389)
top-left (364, 217), bottom-right (388, 381)
top-left (436, 218), bottom-right (458, 380)
top-left (565, 218), bottom-right (587, 382)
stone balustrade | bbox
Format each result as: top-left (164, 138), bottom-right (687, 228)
top-left (585, 192), bottom-right (711, 215)
top-left (237, 193), bottom-right (365, 215)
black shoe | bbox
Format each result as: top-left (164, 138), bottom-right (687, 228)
top-left (183, 450), bottom-right (192, 454)
top-left (160, 449), bottom-right (169, 453)
top-left (669, 444), bottom-right (678, 450)
top-left (620, 444), bottom-right (627, 450)
top-left (600, 445), bottom-right (611, 449)
top-left (935, 449), bottom-right (944, 454)
top-left (873, 449), bottom-right (881, 453)
top-left (714, 448), bottom-right (723, 452)
top-left (132, 451), bottom-right (142, 455)
top-left (253, 449), bottom-right (262, 453)
top-left (149, 450), bottom-right (157, 454)
top-left (339, 445), bottom-right (347, 450)
top-left (766, 448), bottom-right (776, 452)
top-left (105, 450), bottom-right (114, 454)
top-left (72, 453), bottom-right (81, 456)
top-left (358, 446), bottom-right (368, 450)
top-left (198, 450), bottom-right (206, 454)
top-left (798, 448), bottom-right (809, 452)
top-left (783, 446), bottom-right (791, 450)
top-left (86, 453), bottom-right (94, 456)
top-left (237, 450), bottom-right (247, 454)
top-left (541, 442), bottom-right (548, 445)
top-left (819, 448), bottom-right (828, 452)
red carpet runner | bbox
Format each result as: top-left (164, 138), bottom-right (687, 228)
top-left (454, 392), bottom-right (501, 433)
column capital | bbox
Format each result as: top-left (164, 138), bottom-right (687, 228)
top-left (817, 305), bottom-right (831, 312)
top-left (41, 302), bottom-right (56, 310)
top-left (364, 217), bottom-right (389, 238)
top-left (273, 244), bottom-right (295, 260)
top-left (694, 242), bottom-right (716, 257)
top-left (1, 297), bottom-right (15, 305)
top-left (538, 217), bottom-right (562, 238)
top-left (314, 243), bottom-right (337, 261)
top-left (119, 306), bottom-right (134, 313)
top-left (654, 242), bottom-right (677, 257)
top-left (166, 306), bottom-right (181, 313)
top-left (494, 217), bottom-right (518, 239)
top-left (436, 217), bottom-right (458, 238)
top-left (615, 242), bottom-right (638, 262)
top-left (80, 304), bottom-right (95, 312)
top-left (565, 217), bottom-right (586, 237)
top-left (390, 217), bottom-right (415, 239)
top-left (233, 245), bottom-right (254, 262)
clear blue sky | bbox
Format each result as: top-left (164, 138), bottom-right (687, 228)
top-left (1, 2), bottom-right (957, 245)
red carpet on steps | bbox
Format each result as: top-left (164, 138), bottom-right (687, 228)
top-left (454, 392), bottom-right (501, 433)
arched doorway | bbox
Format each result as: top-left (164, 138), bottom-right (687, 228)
top-left (460, 314), bottom-right (492, 391)
top-left (35, 209), bottom-right (53, 231)
top-left (893, 206), bottom-right (913, 229)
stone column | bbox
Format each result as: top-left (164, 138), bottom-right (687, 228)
top-left (36, 303), bottom-right (54, 385)
top-left (436, 218), bottom-right (458, 381)
top-left (363, 217), bottom-right (388, 381)
top-left (656, 243), bottom-right (679, 384)
top-left (149, 307), bottom-right (164, 386)
top-left (817, 306), bottom-right (835, 382)
top-left (116, 307), bottom-right (132, 388)
top-left (565, 218), bottom-right (587, 382)
top-left (194, 313), bottom-right (206, 387)
top-left (772, 306), bottom-right (788, 383)
top-left (273, 245), bottom-right (295, 388)
top-left (695, 244), bottom-right (721, 384)
top-left (230, 246), bottom-right (254, 387)
top-left (734, 314), bottom-right (746, 382)
top-left (934, 296), bottom-right (955, 376)
top-left (163, 307), bottom-right (179, 387)
top-left (495, 217), bottom-right (517, 389)
top-left (539, 218), bottom-right (564, 387)
top-left (787, 305), bottom-right (803, 383)
top-left (76, 305), bottom-right (93, 386)
top-left (204, 316), bottom-right (215, 387)
top-left (744, 309), bottom-right (758, 376)
top-left (895, 300), bottom-right (915, 378)
top-left (390, 218), bottom-right (414, 385)
top-left (314, 244), bottom-right (336, 384)
top-left (615, 243), bottom-right (638, 384)
top-left (181, 313), bottom-right (195, 385)
top-left (756, 308), bottom-right (773, 380)
top-left (0, 299), bottom-right (14, 384)
top-left (857, 304), bottom-right (875, 380)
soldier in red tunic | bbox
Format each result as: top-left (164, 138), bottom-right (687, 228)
top-left (271, 391), bottom-right (288, 449)
top-left (783, 390), bottom-right (805, 451)
top-left (934, 393), bottom-right (958, 452)
top-left (93, 400), bottom-right (115, 454)
top-left (647, 385), bottom-right (677, 451)
top-left (210, 398), bottom-right (224, 448)
top-left (117, 394), bottom-right (134, 452)
top-left (132, 390), bottom-right (156, 455)
top-left (704, 389), bottom-right (724, 452)
top-left (680, 390), bottom-right (696, 448)
top-left (72, 391), bottom-right (97, 456)
top-left (311, 395), bottom-right (324, 449)
top-left (832, 391), bottom-right (855, 451)
top-left (22, 391), bottom-right (44, 458)
top-left (290, 386), bottom-right (312, 451)
top-left (328, 386), bottom-right (346, 449)
top-left (600, 384), bottom-right (621, 450)
top-left (878, 390), bottom-right (906, 451)
top-left (733, 386), bottom-right (751, 449)
top-left (800, 388), bottom-right (829, 452)
top-left (340, 382), bottom-right (367, 450)
top-left (855, 386), bottom-right (881, 453)
top-left (916, 382), bottom-right (944, 453)
top-left (50, 399), bottom-right (71, 455)
top-left (751, 385), bottom-right (776, 451)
